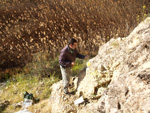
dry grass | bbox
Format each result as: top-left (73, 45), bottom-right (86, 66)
top-left (28, 99), bottom-right (51, 113)
top-left (0, 0), bottom-right (149, 69)
top-left (0, 74), bottom-right (59, 112)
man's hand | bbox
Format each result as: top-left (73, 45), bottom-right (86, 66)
top-left (71, 62), bottom-right (75, 66)
top-left (84, 55), bottom-right (88, 60)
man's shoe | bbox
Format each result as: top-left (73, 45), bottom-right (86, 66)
top-left (64, 90), bottom-right (69, 94)
top-left (64, 92), bottom-right (69, 94)
top-left (69, 83), bottom-right (74, 88)
top-left (64, 92), bottom-right (70, 95)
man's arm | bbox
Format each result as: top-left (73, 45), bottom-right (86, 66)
top-left (76, 52), bottom-right (85, 59)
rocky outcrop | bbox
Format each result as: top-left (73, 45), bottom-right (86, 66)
top-left (78, 17), bottom-right (150, 113)
top-left (49, 17), bottom-right (150, 113)
top-left (48, 81), bottom-right (77, 113)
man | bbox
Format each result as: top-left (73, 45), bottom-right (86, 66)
top-left (59, 38), bottom-right (87, 94)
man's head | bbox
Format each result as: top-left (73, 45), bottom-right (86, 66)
top-left (68, 38), bottom-right (77, 49)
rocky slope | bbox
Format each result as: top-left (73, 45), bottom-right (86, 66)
top-left (48, 17), bottom-right (150, 113)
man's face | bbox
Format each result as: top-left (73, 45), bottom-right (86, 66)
top-left (70, 42), bottom-right (77, 49)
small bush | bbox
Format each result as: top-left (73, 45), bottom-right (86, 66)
top-left (26, 51), bottom-right (61, 79)
top-left (72, 58), bottom-right (88, 77)
top-left (0, 68), bottom-right (25, 82)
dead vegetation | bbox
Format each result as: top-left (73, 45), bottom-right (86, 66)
top-left (0, 0), bottom-right (149, 69)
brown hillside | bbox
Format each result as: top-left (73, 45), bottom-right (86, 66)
top-left (0, 0), bottom-right (149, 69)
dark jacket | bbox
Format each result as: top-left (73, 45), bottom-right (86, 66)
top-left (59, 45), bottom-right (85, 68)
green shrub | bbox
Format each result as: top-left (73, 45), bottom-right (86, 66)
top-left (26, 51), bottom-right (61, 79)
top-left (72, 58), bottom-right (88, 77)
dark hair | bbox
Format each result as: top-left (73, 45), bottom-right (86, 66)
top-left (68, 38), bottom-right (77, 45)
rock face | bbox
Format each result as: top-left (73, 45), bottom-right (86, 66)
top-left (48, 81), bottom-right (78, 113)
top-left (49, 17), bottom-right (150, 113)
